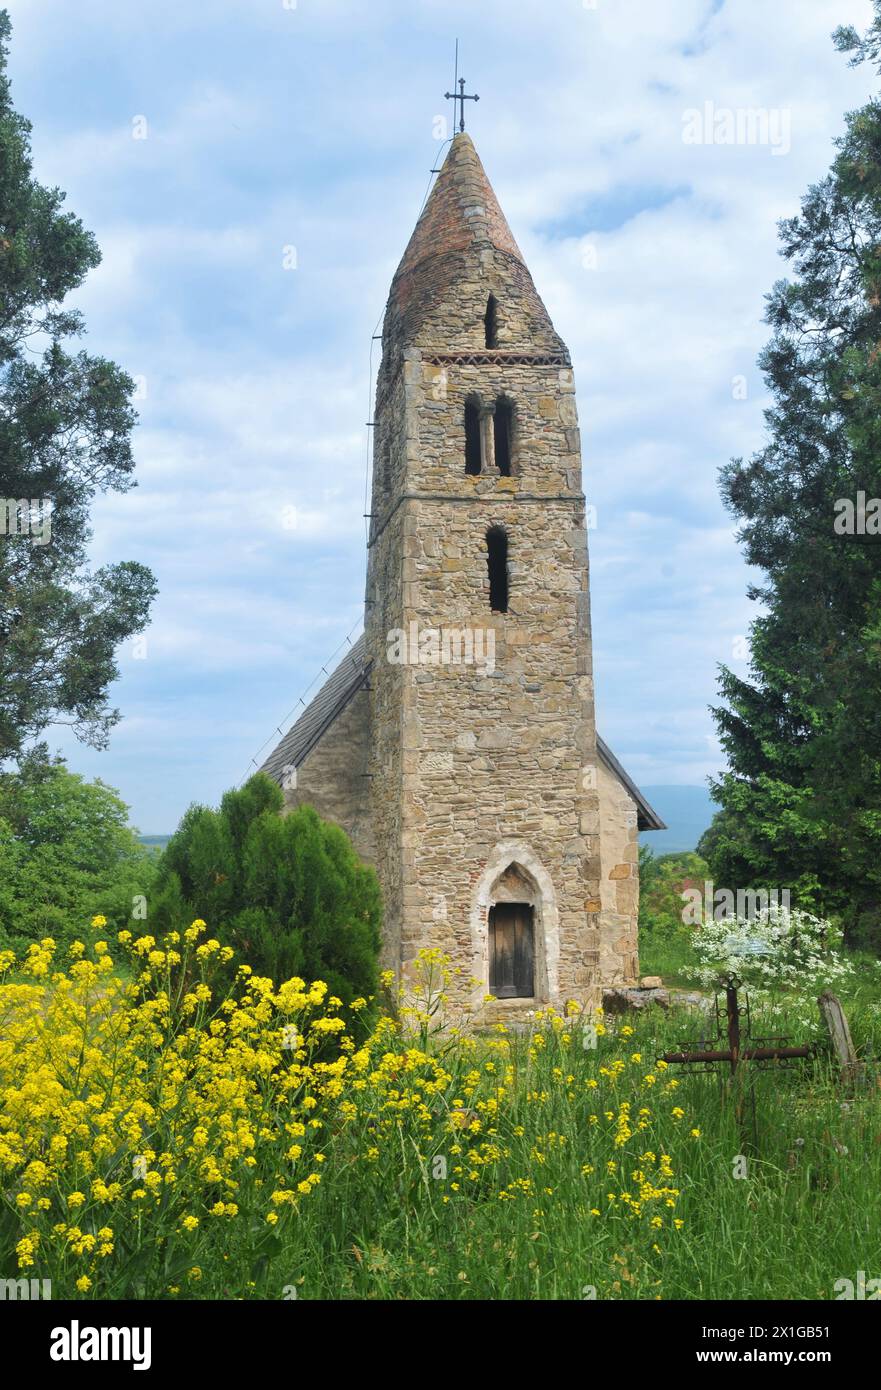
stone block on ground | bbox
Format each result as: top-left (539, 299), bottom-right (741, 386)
top-left (602, 986), bottom-right (669, 1013)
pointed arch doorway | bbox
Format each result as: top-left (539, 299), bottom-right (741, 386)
top-left (471, 842), bottom-right (560, 1008)
top-left (489, 901), bottom-right (534, 998)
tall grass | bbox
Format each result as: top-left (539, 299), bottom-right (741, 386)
top-left (1, 931), bottom-right (879, 1300)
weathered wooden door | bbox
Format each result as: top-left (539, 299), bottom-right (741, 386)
top-left (489, 903), bottom-right (535, 998)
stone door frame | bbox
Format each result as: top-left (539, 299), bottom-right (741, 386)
top-left (470, 840), bottom-right (560, 1008)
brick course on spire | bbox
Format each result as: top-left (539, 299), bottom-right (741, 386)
top-left (385, 133), bottom-right (564, 357)
top-left (396, 133), bottom-right (525, 277)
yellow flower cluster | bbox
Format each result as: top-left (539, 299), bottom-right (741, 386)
top-left (0, 935), bottom-right (693, 1295)
top-left (0, 923), bottom-right (357, 1289)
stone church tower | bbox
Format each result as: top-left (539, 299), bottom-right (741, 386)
top-left (263, 132), bottom-right (663, 1018)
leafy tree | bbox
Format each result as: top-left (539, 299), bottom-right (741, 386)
top-left (152, 775), bottom-right (382, 1020)
top-left (0, 746), bottom-right (156, 951)
top-left (638, 847), bottom-right (709, 938)
top-left (0, 10), bottom-right (155, 763)
top-left (702, 9), bottom-right (881, 949)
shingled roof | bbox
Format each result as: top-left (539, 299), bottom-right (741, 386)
top-left (260, 635), bottom-right (370, 783)
top-left (596, 736), bottom-right (666, 832)
top-left (261, 635), bottom-right (665, 832)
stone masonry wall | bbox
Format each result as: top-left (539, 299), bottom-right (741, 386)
top-left (382, 345), bottom-right (605, 1014)
top-left (365, 363), bottom-right (409, 974)
top-left (597, 758), bottom-right (640, 984)
top-left (281, 687), bottom-right (375, 867)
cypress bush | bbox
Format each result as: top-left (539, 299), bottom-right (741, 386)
top-left (152, 775), bottom-right (382, 1021)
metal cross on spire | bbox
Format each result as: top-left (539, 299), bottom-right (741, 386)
top-left (445, 76), bottom-right (479, 133)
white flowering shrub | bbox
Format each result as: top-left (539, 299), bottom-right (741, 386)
top-left (692, 903), bottom-right (854, 1004)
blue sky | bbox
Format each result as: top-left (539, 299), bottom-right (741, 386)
top-left (4, 0), bottom-right (877, 832)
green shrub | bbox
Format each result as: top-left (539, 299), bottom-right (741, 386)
top-left (638, 846), bottom-right (709, 938)
top-left (152, 775), bottom-right (382, 1026)
top-left (0, 747), bottom-right (156, 953)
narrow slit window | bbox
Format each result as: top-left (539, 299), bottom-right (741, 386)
top-left (484, 294), bottom-right (498, 349)
top-left (494, 397), bottom-right (513, 476)
top-left (486, 527), bottom-right (509, 613)
top-left (465, 399), bottom-right (481, 475)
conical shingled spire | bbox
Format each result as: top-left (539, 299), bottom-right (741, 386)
top-left (382, 132), bottom-right (565, 357)
top-left (395, 133), bottom-right (526, 280)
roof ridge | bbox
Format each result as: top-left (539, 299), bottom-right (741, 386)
top-left (260, 634), bottom-right (370, 780)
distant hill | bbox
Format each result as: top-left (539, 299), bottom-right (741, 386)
top-left (638, 786), bottom-right (716, 855)
top-left (139, 835), bottom-right (171, 850)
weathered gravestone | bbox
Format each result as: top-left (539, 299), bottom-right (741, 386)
top-left (817, 990), bottom-right (860, 1084)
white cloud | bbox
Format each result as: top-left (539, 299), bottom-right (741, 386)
top-left (8, 0), bottom-right (876, 826)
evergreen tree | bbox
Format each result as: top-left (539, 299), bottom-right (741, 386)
top-left (152, 775), bottom-right (382, 1019)
top-left (0, 11), bottom-right (155, 762)
top-left (701, 8), bottom-right (881, 947)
